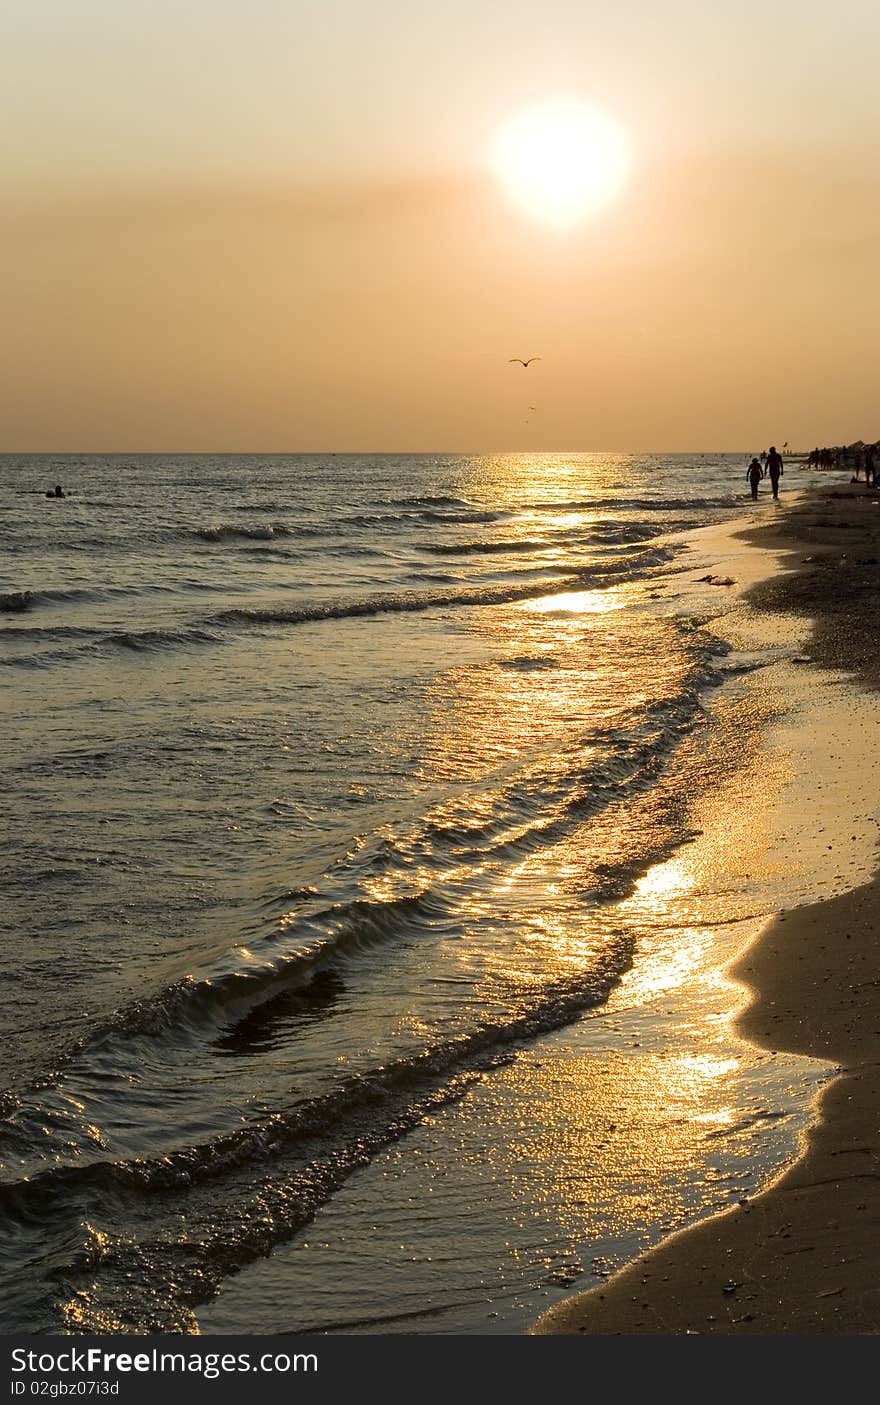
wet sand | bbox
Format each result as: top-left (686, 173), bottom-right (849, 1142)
top-left (534, 480), bottom-right (880, 1334)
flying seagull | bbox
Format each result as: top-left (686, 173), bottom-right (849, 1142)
top-left (508, 357), bottom-right (541, 367)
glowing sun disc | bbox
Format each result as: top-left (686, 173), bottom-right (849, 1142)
top-left (492, 99), bottom-right (631, 226)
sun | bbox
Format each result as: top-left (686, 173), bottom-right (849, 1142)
top-left (491, 98), bottom-right (632, 228)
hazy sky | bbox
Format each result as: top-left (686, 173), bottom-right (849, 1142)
top-left (2, 1), bottom-right (879, 450)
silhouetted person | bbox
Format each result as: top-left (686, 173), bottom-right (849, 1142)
top-left (747, 457), bottom-right (763, 500)
top-left (766, 446), bottom-right (783, 499)
top-left (46, 484), bottom-right (65, 499)
top-left (865, 446), bottom-right (876, 487)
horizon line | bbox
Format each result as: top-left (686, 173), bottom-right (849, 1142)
top-left (0, 447), bottom-right (801, 458)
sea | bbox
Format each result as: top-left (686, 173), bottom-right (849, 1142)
top-left (0, 452), bottom-right (850, 1334)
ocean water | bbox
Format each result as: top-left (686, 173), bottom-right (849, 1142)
top-left (0, 452), bottom-right (834, 1333)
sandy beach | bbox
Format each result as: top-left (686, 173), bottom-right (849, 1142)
top-left (534, 480), bottom-right (880, 1335)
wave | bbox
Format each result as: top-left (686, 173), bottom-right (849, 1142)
top-left (2, 548), bottom-right (677, 667)
top-left (209, 576), bottom-right (583, 631)
top-left (418, 523), bottom-right (672, 558)
top-left (589, 521), bottom-right (668, 543)
top-left (104, 626), bottom-right (222, 653)
top-left (4, 945), bottom-right (631, 1215)
top-left (343, 508), bottom-right (503, 528)
top-left (5, 584), bottom-right (570, 663)
top-left (0, 583), bottom-right (185, 611)
top-left (525, 495), bottom-right (740, 514)
top-left (0, 624), bottom-right (99, 644)
top-left (0, 623), bottom-right (222, 667)
top-left (194, 524), bottom-right (291, 542)
top-left (1, 948), bottom-right (634, 1337)
top-left (498, 655), bottom-right (559, 671)
top-left (229, 502), bottom-right (291, 514)
top-left (421, 536), bottom-right (553, 557)
top-left (405, 571), bottom-right (464, 585)
top-left (30, 889), bottom-right (453, 1059)
top-left (0, 591), bottom-right (33, 612)
top-left (1, 538), bottom-right (679, 669)
top-left (386, 495), bottom-right (471, 508)
top-left (416, 508), bottom-right (502, 524)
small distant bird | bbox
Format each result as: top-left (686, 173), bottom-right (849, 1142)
top-left (509, 357), bottom-right (541, 367)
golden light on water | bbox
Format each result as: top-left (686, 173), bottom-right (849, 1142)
top-left (525, 588), bottom-right (625, 616)
top-left (632, 853), bottom-right (696, 914)
top-left (491, 99), bottom-right (632, 227)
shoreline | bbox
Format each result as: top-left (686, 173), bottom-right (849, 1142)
top-left (533, 480), bottom-right (880, 1334)
top-left (203, 497), bottom-right (870, 1336)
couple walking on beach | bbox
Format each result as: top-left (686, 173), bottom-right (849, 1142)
top-left (747, 445), bottom-right (783, 501)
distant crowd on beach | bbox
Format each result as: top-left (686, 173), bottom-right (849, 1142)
top-left (806, 444), bottom-right (877, 483)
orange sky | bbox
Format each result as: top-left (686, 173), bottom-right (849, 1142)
top-left (2, 2), bottom-right (879, 450)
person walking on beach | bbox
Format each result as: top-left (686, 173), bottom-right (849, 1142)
top-left (747, 457), bottom-right (763, 500)
top-left (864, 445), bottom-right (875, 487)
top-left (766, 445), bottom-right (784, 499)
